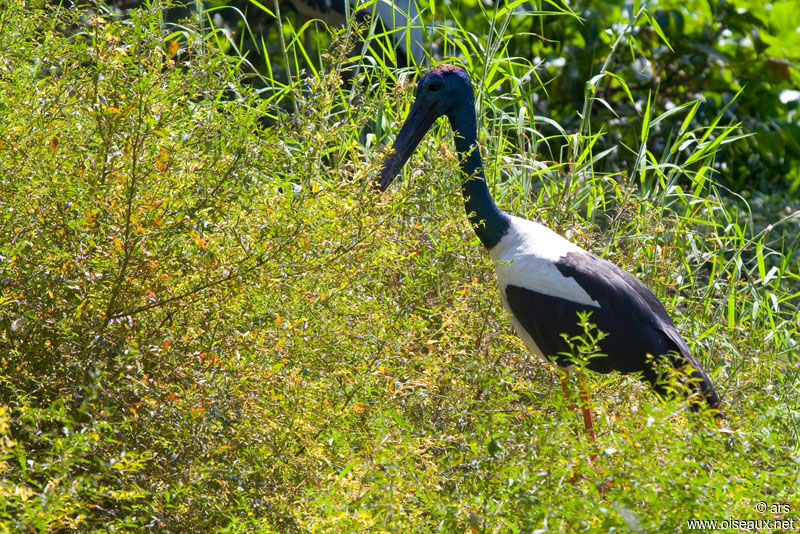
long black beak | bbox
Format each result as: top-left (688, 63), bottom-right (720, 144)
top-left (376, 98), bottom-right (439, 192)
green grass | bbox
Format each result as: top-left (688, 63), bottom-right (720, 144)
top-left (1, 1), bottom-right (798, 532)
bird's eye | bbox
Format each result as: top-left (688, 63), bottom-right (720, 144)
top-left (428, 81), bottom-right (443, 92)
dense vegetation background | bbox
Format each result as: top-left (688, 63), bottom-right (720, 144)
top-left (1, 0), bottom-right (798, 531)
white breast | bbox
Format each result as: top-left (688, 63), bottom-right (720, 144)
top-left (488, 216), bottom-right (601, 360)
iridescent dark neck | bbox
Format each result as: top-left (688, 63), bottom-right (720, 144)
top-left (448, 108), bottom-right (510, 250)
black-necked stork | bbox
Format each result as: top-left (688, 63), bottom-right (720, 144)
top-left (377, 65), bottom-right (721, 434)
top-left (288, 0), bottom-right (424, 67)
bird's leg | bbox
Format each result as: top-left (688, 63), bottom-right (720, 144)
top-left (576, 370), bottom-right (596, 441)
top-left (576, 370), bottom-right (598, 463)
top-left (560, 369), bottom-right (596, 463)
top-left (558, 369), bottom-right (575, 413)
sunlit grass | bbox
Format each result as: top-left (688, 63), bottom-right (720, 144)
top-left (0, 0), bottom-right (797, 531)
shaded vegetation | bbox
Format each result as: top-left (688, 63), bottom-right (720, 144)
top-left (177, 0), bottom-right (800, 192)
top-left (1, 1), bottom-right (798, 531)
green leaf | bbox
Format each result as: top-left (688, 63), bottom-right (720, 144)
top-left (645, 10), bottom-right (674, 52)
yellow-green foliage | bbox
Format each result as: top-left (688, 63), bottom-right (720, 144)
top-left (0, 2), bottom-right (798, 532)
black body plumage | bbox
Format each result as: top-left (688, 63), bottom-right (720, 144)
top-left (377, 64), bottom-right (721, 413)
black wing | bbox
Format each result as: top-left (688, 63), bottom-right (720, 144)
top-left (505, 250), bottom-right (720, 408)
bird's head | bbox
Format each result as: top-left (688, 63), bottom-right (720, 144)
top-left (412, 64), bottom-right (474, 118)
top-left (376, 64), bottom-right (475, 191)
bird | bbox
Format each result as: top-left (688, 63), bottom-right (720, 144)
top-left (287, 0), bottom-right (424, 68)
top-left (376, 64), bottom-right (721, 437)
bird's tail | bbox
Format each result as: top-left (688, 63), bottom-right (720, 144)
top-left (687, 366), bottom-right (722, 415)
top-left (650, 353), bottom-right (722, 417)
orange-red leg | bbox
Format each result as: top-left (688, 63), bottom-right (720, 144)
top-left (559, 369), bottom-right (574, 413)
top-left (560, 369), bottom-right (597, 463)
top-left (576, 371), bottom-right (597, 445)
top-left (578, 371), bottom-right (597, 463)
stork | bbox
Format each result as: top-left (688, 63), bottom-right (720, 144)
top-left (377, 65), bottom-right (721, 438)
top-left (288, 0), bottom-right (424, 68)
